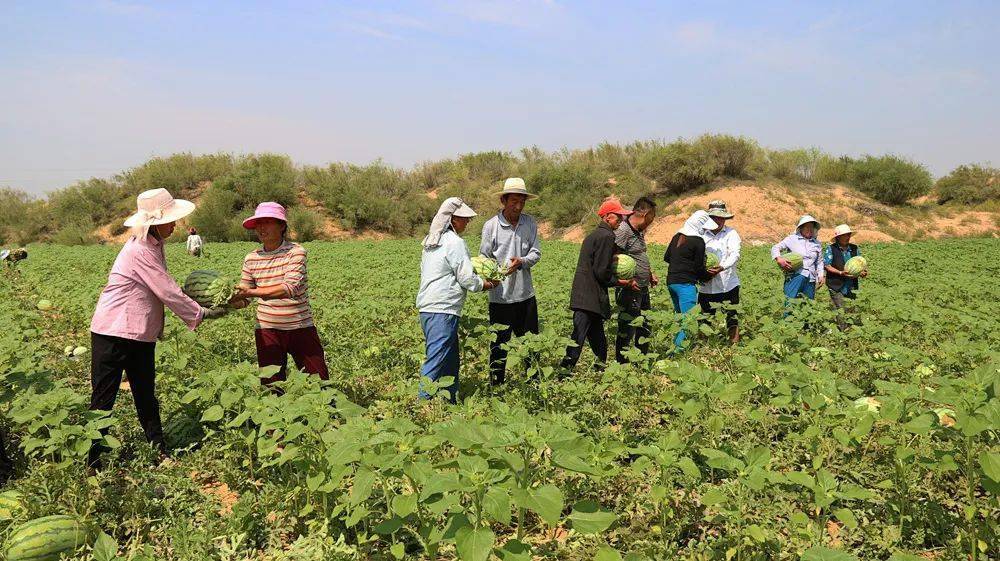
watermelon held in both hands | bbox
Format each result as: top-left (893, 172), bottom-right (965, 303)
top-left (779, 252), bottom-right (804, 273)
top-left (844, 256), bottom-right (868, 276)
top-left (182, 270), bottom-right (236, 308)
top-left (705, 252), bottom-right (720, 269)
top-left (614, 254), bottom-right (637, 280)
top-left (5, 515), bottom-right (86, 561)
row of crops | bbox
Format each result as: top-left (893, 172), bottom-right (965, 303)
top-left (0, 238), bottom-right (998, 560)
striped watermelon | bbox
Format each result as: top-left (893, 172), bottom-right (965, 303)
top-left (779, 252), bottom-right (804, 273)
top-left (0, 490), bottom-right (25, 520)
top-left (182, 270), bottom-right (235, 308)
top-left (705, 252), bottom-right (720, 269)
top-left (163, 408), bottom-right (206, 452)
top-left (844, 255), bottom-right (868, 276)
top-left (5, 515), bottom-right (86, 561)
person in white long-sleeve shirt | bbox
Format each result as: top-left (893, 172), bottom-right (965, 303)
top-left (416, 198), bottom-right (497, 403)
top-left (186, 228), bottom-right (204, 256)
top-left (698, 200), bottom-right (742, 343)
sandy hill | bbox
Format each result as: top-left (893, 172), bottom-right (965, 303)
top-left (553, 180), bottom-right (998, 245)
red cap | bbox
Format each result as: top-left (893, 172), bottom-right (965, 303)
top-left (597, 199), bottom-right (633, 217)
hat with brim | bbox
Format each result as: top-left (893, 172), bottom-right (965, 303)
top-left (597, 198), bottom-right (633, 217)
top-left (495, 177), bottom-right (538, 200)
top-left (795, 214), bottom-right (821, 231)
top-left (452, 202), bottom-right (478, 218)
top-left (706, 199), bottom-right (734, 219)
top-left (243, 202), bottom-right (289, 229)
top-left (0, 250), bottom-right (9, 261)
top-left (123, 188), bottom-right (196, 228)
top-left (831, 224), bottom-right (853, 240)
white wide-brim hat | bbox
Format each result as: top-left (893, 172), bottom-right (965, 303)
top-left (453, 202), bottom-right (478, 218)
top-left (495, 177), bottom-right (538, 199)
top-left (831, 224), bottom-right (853, 239)
top-left (795, 214), bottom-right (821, 231)
top-left (123, 188), bottom-right (195, 227)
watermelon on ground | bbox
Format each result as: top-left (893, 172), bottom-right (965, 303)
top-left (5, 515), bottom-right (86, 561)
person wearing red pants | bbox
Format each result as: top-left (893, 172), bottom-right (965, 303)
top-left (233, 202), bottom-right (328, 385)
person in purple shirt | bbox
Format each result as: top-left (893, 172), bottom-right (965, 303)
top-left (87, 188), bottom-right (227, 470)
top-left (771, 215), bottom-right (825, 302)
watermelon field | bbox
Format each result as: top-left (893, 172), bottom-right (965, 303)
top-left (0, 238), bottom-right (998, 561)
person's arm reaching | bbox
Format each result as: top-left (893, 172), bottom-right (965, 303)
top-left (133, 247), bottom-right (203, 329)
top-left (449, 239), bottom-right (485, 293)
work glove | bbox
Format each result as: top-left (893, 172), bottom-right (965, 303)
top-left (202, 307), bottom-right (228, 320)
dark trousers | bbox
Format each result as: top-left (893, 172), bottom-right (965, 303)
top-left (88, 331), bottom-right (161, 467)
top-left (488, 297), bottom-right (540, 385)
top-left (561, 310), bottom-right (608, 369)
top-left (255, 326), bottom-right (329, 385)
top-left (0, 427), bottom-right (12, 478)
top-left (698, 286), bottom-right (740, 330)
top-left (615, 287), bottom-right (651, 363)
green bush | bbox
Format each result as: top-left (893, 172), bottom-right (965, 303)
top-left (846, 155), bottom-right (933, 205)
top-left (119, 153), bottom-right (234, 199)
top-left (214, 154), bottom-right (298, 208)
top-left (48, 178), bottom-right (124, 228)
top-left (765, 148), bottom-right (822, 181)
top-left (457, 151), bottom-right (516, 182)
top-left (189, 186), bottom-right (246, 242)
top-left (935, 164), bottom-right (1000, 204)
top-left (694, 134), bottom-right (759, 177)
top-left (305, 162), bottom-right (434, 235)
top-left (637, 140), bottom-right (716, 194)
top-left (288, 207), bottom-right (324, 242)
top-left (526, 162), bottom-right (603, 227)
top-left (814, 155), bottom-right (854, 183)
top-left (0, 188), bottom-right (49, 245)
top-left (49, 221), bottom-right (97, 245)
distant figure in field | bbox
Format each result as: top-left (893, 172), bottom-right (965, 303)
top-left (824, 224), bottom-right (867, 329)
top-left (699, 200), bottom-right (741, 343)
top-left (561, 197), bottom-right (637, 372)
top-left (479, 178), bottom-right (541, 386)
top-left (772, 215), bottom-right (825, 303)
top-left (186, 227), bottom-right (203, 257)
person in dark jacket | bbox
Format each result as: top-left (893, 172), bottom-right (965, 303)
top-left (664, 210), bottom-right (718, 351)
top-left (0, 428), bottom-right (12, 482)
top-left (823, 224), bottom-right (867, 330)
top-left (561, 198), bottom-right (638, 371)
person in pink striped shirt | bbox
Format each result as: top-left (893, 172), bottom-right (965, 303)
top-left (88, 188), bottom-right (227, 470)
top-left (232, 202), bottom-right (328, 385)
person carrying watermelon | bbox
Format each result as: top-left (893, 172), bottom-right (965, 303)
top-left (613, 196), bottom-right (657, 363)
top-left (824, 224), bottom-right (867, 328)
top-left (698, 200), bottom-right (741, 343)
top-left (771, 215), bottom-right (825, 303)
top-left (87, 189), bottom-right (228, 471)
top-left (561, 197), bottom-right (638, 372)
top-left (664, 210), bottom-right (718, 351)
top-left (232, 202), bottom-right (329, 386)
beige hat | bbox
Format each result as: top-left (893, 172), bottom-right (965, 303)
top-left (706, 200), bottom-right (734, 218)
top-left (831, 224), bottom-right (853, 240)
top-left (123, 188), bottom-right (195, 227)
top-left (496, 177), bottom-right (538, 199)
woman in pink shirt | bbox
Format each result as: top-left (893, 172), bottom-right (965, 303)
top-left (88, 188), bottom-right (226, 469)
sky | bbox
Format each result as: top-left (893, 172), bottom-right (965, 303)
top-left (1, 0), bottom-right (998, 195)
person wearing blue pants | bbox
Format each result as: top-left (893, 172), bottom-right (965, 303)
top-left (664, 211), bottom-right (718, 351)
top-left (772, 215), bottom-right (825, 308)
top-left (416, 197), bottom-right (497, 403)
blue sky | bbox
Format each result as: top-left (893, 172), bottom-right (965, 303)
top-left (1, 0), bottom-right (997, 194)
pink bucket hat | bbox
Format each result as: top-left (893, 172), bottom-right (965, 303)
top-left (243, 202), bottom-right (288, 229)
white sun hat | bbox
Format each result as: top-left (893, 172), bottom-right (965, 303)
top-left (123, 188), bottom-right (196, 228)
top-left (496, 177), bottom-right (538, 199)
top-left (831, 224), bottom-right (853, 240)
top-left (795, 214), bottom-right (821, 232)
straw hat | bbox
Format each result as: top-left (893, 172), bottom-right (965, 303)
top-left (496, 177), bottom-right (537, 199)
top-left (831, 224), bottom-right (853, 240)
top-left (123, 188), bottom-right (195, 227)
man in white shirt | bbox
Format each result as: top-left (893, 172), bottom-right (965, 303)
top-left (186, 228), bottom-right (204, 257)
top-left (699, 200), bottom-right (742, 343)
top-left (479, 178), bottom-right (541, 386)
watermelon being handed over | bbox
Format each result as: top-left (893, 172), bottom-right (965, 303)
top-left (844, 256), bottom-right (868, 276)
top-left (470, 256), bottom-right (508, 282)
top-left (614, 254), bottom-right (637, 279)
top-left (182, 270), bottom-right (236, 308)
top-left (779, 252), bottom-right (804, 272)
top-left (705, 252), bottom-right (720, 269)
top-left (5, 515), bottom-right (86, 561)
